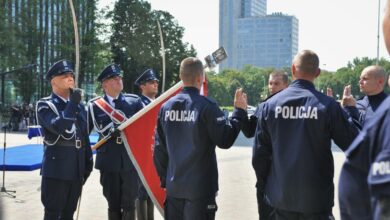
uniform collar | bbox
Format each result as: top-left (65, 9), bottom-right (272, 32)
top-left (182, 87), bottom-right (200, 94)
top-left (290, 79), bottom-right (315, 90)
top-left (367, 91), bottom-right (387, 102)
top-left (141, 94), bottom-right (154, 102)
top-left (51, 93), bottom-right (69, 104)
top-left (105, 93), bottom-right (122, 106)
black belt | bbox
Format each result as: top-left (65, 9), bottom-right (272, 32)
top-left (46, 139), bottom-right (85, 148)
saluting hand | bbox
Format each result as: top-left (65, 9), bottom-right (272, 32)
top-left (341, 85), bottom-right (356, 107)
top-left (326, 87), bottom-right (333, 98)
top-left (234, 88), bottom-right (248, 110)
top-left (69, 88), bottom-right (83, 104)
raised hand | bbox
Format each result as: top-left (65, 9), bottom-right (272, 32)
top-left (326, 87), bottom-right (333, 97)
top-left (341, 85), bottom-right (356, 107)
top-left (234, 88), bottom-right (248, 110)
top-left (69, 88), bottom-right (83, 104)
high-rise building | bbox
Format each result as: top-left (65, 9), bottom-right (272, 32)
top-left (219, 0), bottom-right (299, 70)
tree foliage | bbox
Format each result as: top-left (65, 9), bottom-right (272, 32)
top-left (109, 0), bottom-right (196, 93)
top-left (208, 57), bottom-right (390, 106)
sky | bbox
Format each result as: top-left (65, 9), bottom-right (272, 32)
top-left (98, 0), bottom-right (387, 71)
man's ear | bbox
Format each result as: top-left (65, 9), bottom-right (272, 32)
top-left (315, 68), bottom-right (321, 78)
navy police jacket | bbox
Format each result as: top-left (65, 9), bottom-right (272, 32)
top-left (342, 96), bottom-right (390, 220)
top-left (37, 93), bottom-right (93, 181)
top-left (153, 87), bottom-right (247, 199)
top-left (139, 94), bottom-right (152, 106)
top-left (344, 91), bottom-right (387, 127)
top-left (254, 79), bottom-right (358, 213)
top-left (88, 93), bottom-right (143, 172)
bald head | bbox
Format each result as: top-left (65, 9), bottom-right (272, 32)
top-left (359, 65), bottom-right (387, 95)
top-left (292, 50), bottom-right (320, 81)
top-left (179, 57), bottom-right (204, 88)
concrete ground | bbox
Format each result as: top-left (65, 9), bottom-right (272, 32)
top-left (0, 132), bottom-right (345, 220)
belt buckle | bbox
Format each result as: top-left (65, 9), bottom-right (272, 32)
top-left (116, 137), bottom-right (123, 144)
top-left (76, 140), bottom-right (82, 149)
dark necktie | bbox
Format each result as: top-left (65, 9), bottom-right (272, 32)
top-left (113, 99), bottom-right (123, 111)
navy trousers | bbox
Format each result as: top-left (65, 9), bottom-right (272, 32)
top-left (164, 195), bottom-right (217, 220)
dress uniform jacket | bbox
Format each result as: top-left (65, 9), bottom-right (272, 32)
top-left (340, 96), bottom-right (390, 220)
top-left (88, 93), bottom-right (143, 172)
top-left (139, 95), bottom-right (152, 106)
top-left (254, 79), bottom-right (358, 214)
top-left (153, 87), bottom-right (247, 199)
top-left (37, 93), bottom-right (93, 181)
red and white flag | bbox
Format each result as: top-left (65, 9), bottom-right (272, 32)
top-left (118, 80), bottom-right (207, 215)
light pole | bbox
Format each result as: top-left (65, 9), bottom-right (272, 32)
top-left (377, 0), bottom-right (381, 65)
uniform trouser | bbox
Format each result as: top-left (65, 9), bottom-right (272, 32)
top-left (100, 170), bottom-right (138, 212)
top-left (41, 177), bottom-right (82, 220)
top-left (137, 179), bottom-right (154, 220)
top-left (256, 188), bottom-right (274, 220)
top-left (164, 195), bottom-right (217, 220)
top-left (338, 163), bottom-right (372, 220)
top-left (271, 209), bottom-right (334, 220)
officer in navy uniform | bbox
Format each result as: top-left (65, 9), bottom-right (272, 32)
top-left (134, 68), bottom-right (159, 106)
top-left (134, 69), bottom-right (159, 220)
top-left (88, 64), bottom-right (143, 220)
top-left (241, 70), bottom-right (288, 220)
top-left (338, 2), bottom-right (390, 219)
top-left (338, 65), bottom-right (388, 220)
top-left (253, 50), bottom-right (359, 220)
top-left (342, 65), bottom-right (388, 127)
top-left (153, 57), bottom-right (248, 220)
top-left (37, 59), bottom-right (93, 220)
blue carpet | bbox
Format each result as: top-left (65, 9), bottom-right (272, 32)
top-left (0, 134), bottom-right (99, 171)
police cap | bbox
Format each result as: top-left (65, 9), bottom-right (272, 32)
top-left (46, 59), bottom-right (74, 81)
top-left (97, 64), bottom-right (122, 83)
top-left (134, 69), bottom-right (159, 86)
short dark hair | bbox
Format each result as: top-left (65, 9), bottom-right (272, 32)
top-left (294, 50), bottom-right (319, 75)
top-left (179, 57), bottom-right (204, 84)
top-left (270, 70), bottom-right (289, 84)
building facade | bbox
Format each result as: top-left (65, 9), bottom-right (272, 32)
top-left (219, 0), bottom-right (299, 70)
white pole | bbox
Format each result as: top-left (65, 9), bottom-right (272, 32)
top-left (69, 0), bottom-right (80, 87)
top-left (377, 0), bottom-right (381, 65)
top-left (157, 20), bottom-right (166, 93)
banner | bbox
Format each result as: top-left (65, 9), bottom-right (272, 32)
top-left (119, 82), bottom-right (182, 215)
top-left (119, 79), bottom-right (207, 215)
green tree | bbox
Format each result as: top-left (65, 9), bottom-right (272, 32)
top-left (110, 0), bottom-right (196, 93)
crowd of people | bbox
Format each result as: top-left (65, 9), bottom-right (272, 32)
top-left (9, 103), bottom-right (36, 131)
top-left (34, 1), bottom-right (390, 220)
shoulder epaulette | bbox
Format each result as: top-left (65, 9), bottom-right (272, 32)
top-left (123, 93), bottom-right (139, 99)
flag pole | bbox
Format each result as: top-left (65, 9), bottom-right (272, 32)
top-left (68, 0), bottom-right (80, 87)
top-left (157, 20), bottom-right (166, 93)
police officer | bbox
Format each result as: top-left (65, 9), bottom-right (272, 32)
top-left (253, 50), bottom-right (359, 220)
top-left (342, 65), bottom-right (388, 127)
top-left (242, 70), bottom-right (289, 138)
top-left (88, 64), bottom-right (143, 220)
top-left (242, 70), bottom-right (288, 220)
top-left (338, 2), bottom-right (390, 219)
top-left (37, 59), bottom-right (93, 220)
top-left (153, 57), bottom-right (247, 220)
top-left (134, 68), bottom-right (159, 106)
top-left (338, 66), bottom-right (388, 220)
top-left (134, 68), bottom-right (159, 220)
